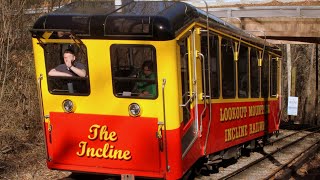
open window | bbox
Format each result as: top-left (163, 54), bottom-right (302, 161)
top-left (44, 43), bottom-right (90, 96)
top-left (110, 44), bottom-right (157, 99)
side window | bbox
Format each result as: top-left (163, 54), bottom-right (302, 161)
top-left (221, 38), bottom-right (235, 98)
top-left (250, 49), bottom-right (260, 98)
top-left (262, 53), bottom-right (270, 97)
top-left (270, 57), bottom-right (278, 96)
top-left (179, 38), bottom-right (191, 124)
top-left (45, 43), bottom-right (90, 95)
top-left (238, 44), bottom-right (249, 98)
top-left (110, 45), bottom-right (157, 99)
top-left (201, 33), bottom-right (220, 99)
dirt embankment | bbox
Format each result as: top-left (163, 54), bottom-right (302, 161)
top-left (0, 129), bottom-right (70, 179)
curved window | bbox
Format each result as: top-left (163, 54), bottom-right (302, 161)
top-left (110, 45), bottom-right (157, 99)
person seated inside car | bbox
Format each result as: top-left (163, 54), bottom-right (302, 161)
top-left (48, 48), bottom-right (86, 77)
top-left (136, 60), bottom-right (156, 97)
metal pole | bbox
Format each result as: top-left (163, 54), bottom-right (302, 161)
top-left (162, 79), bottom-right (169, 172)
top-left (286, 44), bottom-right (291, 122)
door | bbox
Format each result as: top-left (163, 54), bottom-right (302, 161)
top-left (179, 29), bottom-right (201, 157)
top-left (200, 32), bottom-right (220, 153)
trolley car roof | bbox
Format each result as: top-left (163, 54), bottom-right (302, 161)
top-left (31, 1), bottom-right (280, 54)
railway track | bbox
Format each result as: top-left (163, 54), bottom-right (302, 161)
top-left (196, 127), bottom-right (320, 180)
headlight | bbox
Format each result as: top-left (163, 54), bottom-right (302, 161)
top-left (62, 99), bottom-right (76, 113)
top-left (128, 103), bottom-right (141, 117)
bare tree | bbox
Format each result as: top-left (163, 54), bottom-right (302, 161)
top-left (0, 0), bottom-right (42, 128)
top-left (0, 0), bottom-right (26, 101)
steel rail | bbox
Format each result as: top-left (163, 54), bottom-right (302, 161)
top-left (265, 126), bottom-right (320, 146)
top-left (218, 127), bottom-right (320, 180)
top-left (264, 139), bottom-right (320, 180)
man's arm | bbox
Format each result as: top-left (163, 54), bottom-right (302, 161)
top-left (48, 69), bottom-right (72, 77)
top-left (69, 66), bottom-right (86, 77)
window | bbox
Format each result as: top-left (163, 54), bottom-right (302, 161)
top-left (221, 38), bottom-right (235, 98)
top-left (271, 57), bottom-right (278, 96)
top-left (238, 44), bottom-right (249, 98)
top-left (250, 49), bottom-right (260, 98)
top-left (110, 45), bottom-right (157, 99)
top-left (262, 53), bottom-right (269, 97)
top-left (179, 38), bottom-right (191, 124)
top-left (201, 33), bottom-right (220, 99)
top-left (44, 43), bottom-right (90, 96)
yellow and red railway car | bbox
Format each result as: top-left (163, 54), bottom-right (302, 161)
top-left (30, 1), bottom-right (282, 179)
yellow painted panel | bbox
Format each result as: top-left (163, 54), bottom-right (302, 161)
top-left (33, 38), bottom-right (181, 130)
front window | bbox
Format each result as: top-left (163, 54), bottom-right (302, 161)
top-left (110, 44), bottom-right (157, 99)
top-left (44, 43), bottom-right (90, 96)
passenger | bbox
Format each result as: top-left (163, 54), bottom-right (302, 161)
top-left (48, 49), bottom-right (86, 77)
top-left (136, 60), bottom-right (156, 97)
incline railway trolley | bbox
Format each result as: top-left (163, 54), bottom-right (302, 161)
top-left (31, 1), bottom-right (282, 179)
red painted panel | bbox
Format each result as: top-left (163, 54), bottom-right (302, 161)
top-left (47, 112), bottom-right (162, 174)
top-left (268, 100), bottom-right (281, 132)
top-left (201, 101), bottom-right (280, 154)
top-left (182, 138), bottom-right (202, 174)
top-left (164, 128), bottom-right (184, 179)
top-left (43, 100), bottom-right (280, 179)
